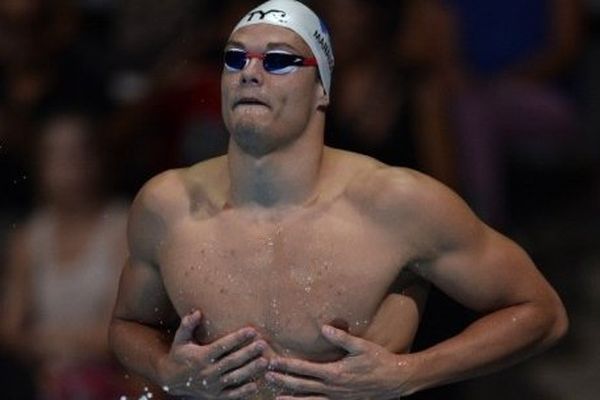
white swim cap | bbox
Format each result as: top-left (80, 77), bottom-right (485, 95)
top-left (231, 0), bottom-right (334, 94)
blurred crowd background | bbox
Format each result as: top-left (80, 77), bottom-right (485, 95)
top-left (0, 0), bottom-right (598, 399)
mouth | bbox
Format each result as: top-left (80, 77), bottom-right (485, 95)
top-left (234, 97), bottom-right (270, 109)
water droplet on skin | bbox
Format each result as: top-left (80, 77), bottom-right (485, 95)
top-left (304, 286), bottom-right (312, 293)
top-left (162, 386), bottom-right (170, 392)
top-left (202, 379), bottom-right (208, 387)
top-left (120, 396), bottom-right (127, 400)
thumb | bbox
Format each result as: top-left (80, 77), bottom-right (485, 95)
top-left (173, 310), bottom-right (202, 345)
top-left (321, 325), bottom-right (367, 355)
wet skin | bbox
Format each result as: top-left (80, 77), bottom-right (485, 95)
top-left (146, 152), bottom-right (428, 398)
top-left (160, 158), bottom-right (425, 361)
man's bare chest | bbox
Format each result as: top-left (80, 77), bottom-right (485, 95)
top-left (158, 205), bottom-right (409, 358)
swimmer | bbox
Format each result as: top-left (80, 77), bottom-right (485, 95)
top-left (109, 1), bottom-right (568, 398)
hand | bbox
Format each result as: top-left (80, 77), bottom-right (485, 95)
top-left (265, 325), bottom-right (413, 399)
top-left (158, 310), bottom-right (269, 399)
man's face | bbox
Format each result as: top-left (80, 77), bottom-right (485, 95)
top-left (221, 24), bottom-right (323, 157)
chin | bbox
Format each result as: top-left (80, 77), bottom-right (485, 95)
top-left (231, 123), bottom-right (279, 158)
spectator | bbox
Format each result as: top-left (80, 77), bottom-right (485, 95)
top-left (0, 112), bottom-right (132, 399)
top-left (396, 0), bottom-right (583, 226)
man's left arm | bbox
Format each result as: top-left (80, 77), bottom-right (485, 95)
top-left (391, 170), bottom-right (569, 394)
top-left (401, 219), bottom-right (568, 394)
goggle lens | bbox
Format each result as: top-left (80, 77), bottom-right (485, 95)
top-left (224, 49), bottom-right (317, 74)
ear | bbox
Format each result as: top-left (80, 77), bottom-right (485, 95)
top-left (315, 83), bottom-right (330, 111)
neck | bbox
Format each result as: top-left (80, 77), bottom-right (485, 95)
top-left (226, 119), bottom-right (325, 209)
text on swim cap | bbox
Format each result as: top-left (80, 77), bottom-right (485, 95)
top-left (246, 9), bottom-right (288, 23)
top-left (313, 30), bottom-right (334, 71)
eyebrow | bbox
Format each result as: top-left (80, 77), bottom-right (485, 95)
top-left (225, 40), bottom-right (303, 54)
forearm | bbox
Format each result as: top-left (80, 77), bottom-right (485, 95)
top-left (402, 301), bottom-right (567, 395)
top-left (109, 317), bottom-right (174, 385)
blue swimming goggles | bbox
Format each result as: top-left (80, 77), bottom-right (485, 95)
top-left (224, 49), bottom-right (318, 75)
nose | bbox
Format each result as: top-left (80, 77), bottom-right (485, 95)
top-left (240, 57), bottom-right (264, 86)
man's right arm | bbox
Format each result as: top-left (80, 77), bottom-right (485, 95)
top-left (109, 172), bottom-right (268, 397)
top-left (109, 172), bottom-right (187, 384)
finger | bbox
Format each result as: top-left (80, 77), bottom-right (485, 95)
top-left (220, 356), bottom-right (269, 387)
top-left (221, 381), bottom-right (260, 400)
top-left (216, 340), bottom-right (267, 374)
top-left (173, 310), bottom-right (202, 345)
top-left (266, 371), bottom-right (326, 394)
top-left (207, 328), bottom-right (258, 361)
top-left (321, 325), bottom-right (366, 355)
top-left (268, 357), bottom-right (330, 380)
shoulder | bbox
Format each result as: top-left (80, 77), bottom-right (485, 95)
top-left (127, 169), bottom-right (187, 257)
top-left (346, 163), bottom-right (486, 251)
top-left (131, 169), bottom-right (187, 220)
top-left (131, 156), bottom-right (227, 222)
top-left (127, 156), bottom-right (227, 258)
top-left (345, 162), bottom-right (439, 213)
